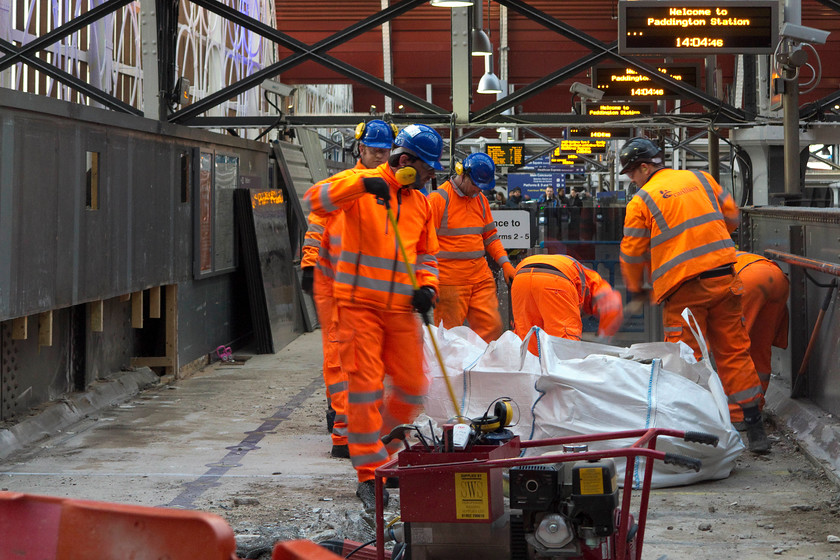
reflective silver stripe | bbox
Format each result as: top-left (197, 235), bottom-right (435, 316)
top-left (328, 380), bottom-right (348, 394)
top-left (637, 189), bottom-right (669, 233)
top-left (483, 222), bottom-right (496, 232)
top-left (416, 253), bottom-right (437, 267)
top-left (650, 212), bottom-right (723, 249)
top-left (348, 431), bottom-right (382, 445)
top-left (623, 226), bottom-right (650, 238)
top-left (573, 261), bottom-right (588, 304)
top-left (438, 226), bottom-right (484, 236)
top-left (351, 448), bottom-right (389, 468)
top-left (348, 389), bottom-right (384, 404)
top-left (484, 233), bottom-right (500, 245)
top-left (727, 385), bottom-right (763, 404)
top-left (335, 271), bottom-right (415, 296)
top-left (592, 290), bottom-right (608, 303)
top-left (757, 371), bottom-right (771, 384)
top-left (318, 183), bottom-right (338, 213)
top-left (338, 251), bottom-right (403, 273)
top-left (438, 250), bottom-right (486, 260)
top-left (307, 223), bottom-right (325, 235)
top-left (392, 386), bottom-right (425, 405)
top-left (620, 250), bottom-right (648, 264)
top-left (415, 262), bottom-right (440, 277)
top-left (651, 238), bottom-right (735, 282)
top-left (691, 170), bottom-right (721, 213)
top-left (664, 326), bottom-right (682, 333)
top-left (432, 189), bottom-right (451, 229)
top-left (303, 238), bottom-right (321, 248)
top-left (317, 263), bottom-right (335, 278)
top-left (333, 425), bottom-right (348, 437)
top-left (496, 254), bottom-right (511, 266)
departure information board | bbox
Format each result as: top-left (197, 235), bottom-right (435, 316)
top-left (592, 64), bottom-right (700, 100)
top-left (618, 0), bottom-right (778, 55)
top-left (568, 128), bottom-right (632, 141)
top-left (486, 143), bottom-right (525, 167)
top-left (559, 140), bottom-right (608, 155)
top-left (584, 102), bottom-right (654, 117)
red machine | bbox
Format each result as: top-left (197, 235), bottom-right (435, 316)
top-left (372, 423), bottom-right (718, 560)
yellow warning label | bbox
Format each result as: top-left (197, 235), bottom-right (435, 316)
top-left (579, 467), bottom-right (605, 495)
top-left (455, 473), bottom-right (489, 520)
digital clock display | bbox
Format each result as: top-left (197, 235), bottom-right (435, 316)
top-left (618, 0), bottom-right (778, 55)
top-left (592, 64), bottom-right (700, 100)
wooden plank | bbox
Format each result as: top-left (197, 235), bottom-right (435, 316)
top-left (119, 293), bottom-right (131, 302)
top-left (166, 284), bottom-right (179, 378)
top-left (130, 356), bottom-right (174, 368)
top-left (11, 317), bottom-right (27, 340)
top-left (89, 300), bottom-right (104, 332)
top-left (39, 311), bottom-right (53, 347)
top-left (131, 291), bottom-right (143, 329)
top-left (149, 286), bottom-right (161, 319)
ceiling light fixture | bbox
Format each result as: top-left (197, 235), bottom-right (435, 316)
top-left (430, 0), bottom-right (474, 7)
top-left (477, 55), bottom-right (502, 94)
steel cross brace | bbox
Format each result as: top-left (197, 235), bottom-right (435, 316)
top-left (0, 0), bottom-right (141, 115)
top-left (170, 0), bottom-right (447, 124)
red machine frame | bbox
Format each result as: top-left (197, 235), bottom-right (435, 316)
top-left (373, 427), bottom-right (714, 560)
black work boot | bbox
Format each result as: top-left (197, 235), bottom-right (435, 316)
top-left (326, 405), bottom-right (336, 434)
top-left (742, 406), bottom-right (770, 454)
top-left (356, 480), bottom-right (389, 513)
top-left (330, 444), bottom-right (350, 458)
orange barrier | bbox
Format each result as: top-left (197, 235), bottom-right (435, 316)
top-left (0, 491), bottom-right (238, 560)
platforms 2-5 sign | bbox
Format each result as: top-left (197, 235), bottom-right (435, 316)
top-left (492, 210), bottom-right (531, 249)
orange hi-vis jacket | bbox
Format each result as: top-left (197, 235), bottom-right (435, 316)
top-left (301, 162), bottom-right (366, 271)
top-left (620, 169), bottom-right (739, 303)
top-left (734, 251), bottom-right (790, 351)
top-left (305, 162), bottom-right (439, 311)
top-left (427, 180), bottom-right (511, 285)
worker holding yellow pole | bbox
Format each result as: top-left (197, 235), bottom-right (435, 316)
top-left (305, 124), bottom-right (444, 513)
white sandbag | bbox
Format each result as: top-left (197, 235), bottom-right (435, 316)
top-left (422, 321), bottom-right (744, 489)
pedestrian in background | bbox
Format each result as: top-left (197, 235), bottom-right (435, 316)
top-left (305, 124), bottom-right (442, 512)
top-left (618, 136), bottom-right (769, 453)
top-left (428, 153), bottom-right (515, 343)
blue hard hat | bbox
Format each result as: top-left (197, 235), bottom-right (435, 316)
top-left (463, 152), bottom-right (495, 190)
top-left (394, 124), bottom-right (444, 170)
top-left (357, 119), bottom-right (397, 149)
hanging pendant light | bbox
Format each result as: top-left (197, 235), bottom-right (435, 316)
top-left (477, 55), bottom-right (502, 94)
top-left (430, 0), bottom-right (474, 7)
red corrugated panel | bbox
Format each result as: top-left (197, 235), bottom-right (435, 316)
top-left (274, 1), bottom-right (840, 114)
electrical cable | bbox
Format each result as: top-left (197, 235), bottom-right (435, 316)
top-left (344, 538), bottom-right (377, 559)
top-left (799, 42), bottom-right (823, 95)
top-left (805, 269), bottom-right (835, 288)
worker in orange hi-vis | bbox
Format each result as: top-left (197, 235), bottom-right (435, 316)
top-left (305, 123), bottom-right (442, 513)
top-left (427, 152), bottom-right (515, 343)
top-left (511, 254), bottom-right (623, 355)
top-left (618, 136), bottom-right (769, 454)
top-left (734, 250), bottom-right (790, 423)
top-left (300, 119), bottom-right (397, 460)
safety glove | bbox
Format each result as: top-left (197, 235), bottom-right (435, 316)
top-left (363, 177), bottom-right (391, 202)
top-left (502, 262), bottom-right (516, 286)
top-left (412, 286), bottom-right (436, 315)
top-left (301, 267), bottom-right (314, 296)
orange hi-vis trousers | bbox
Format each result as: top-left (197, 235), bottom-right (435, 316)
top-left (738, 260), bottom-right (790, 410)
top-left (336, 303), bottom-right (428, 483)
top-left (312, 269), bottom-right (347, 447)
top-left (434, 276), bottom-right (503, 343)
top-left (662, 273), bottom-right (763, 423)
top-left (511, 267), bottom-right (584, 355)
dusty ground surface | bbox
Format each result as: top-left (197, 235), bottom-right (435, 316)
top-left (2, 332), bottom-right (840, 559)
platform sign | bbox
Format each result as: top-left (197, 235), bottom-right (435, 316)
top-left (618, 0), bottom-right (779, 55)
top-left (485, 143), bottom-right (525, 167)
top-left (568, 128), bottom-right (632, 141)
top-left (550, 150), bottom-right (582, 165)
top-left (560, 139), bottom-right (608, 155)
top-left (592, 64), bottom-right (700, 100)
top-left (491, 210), bottom-right (532, 249)
top-left (520, 154), bottom-right (585, 174)
top-left (507, 173), bottom-right (564, 200)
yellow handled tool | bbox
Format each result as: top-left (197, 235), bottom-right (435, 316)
top-left (385, 205), bottom-right (464, 423)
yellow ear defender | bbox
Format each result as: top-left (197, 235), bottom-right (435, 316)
top-left (454, 160), bottom-right (464, 176)
top-left (394, 166), bottom-right (417, 186)
top-left (472, 399), bottom-right (514, 433)
top-left (389, 122), bottom-right (399, 137)
top-left (354, 121), bottom-right (366, 140)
